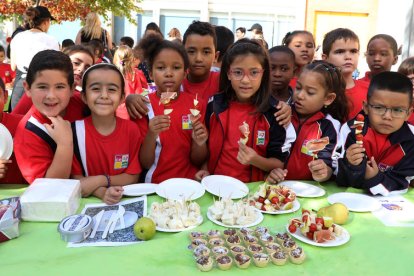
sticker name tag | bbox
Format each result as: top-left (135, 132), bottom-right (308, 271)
top-left (114, 154), bottom-right (129, 169)
top-left (256, 130), bottom-right (265, 145)
top-left (182, 114), bottom-right (193, 130)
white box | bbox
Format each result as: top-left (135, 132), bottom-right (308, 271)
top-left (20, 179), bottom-right (81, 222)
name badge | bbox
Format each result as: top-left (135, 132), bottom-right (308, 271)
top-left (182, 115), bottom-right (193, 130)
top-left (256, 130), bottom-right (265, 145)
top-left (114, 154), bottom-right (129, 169)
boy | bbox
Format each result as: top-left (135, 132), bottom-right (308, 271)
top-left (269, 46), bottom-right (296, 104)
top-left (0, 45), bottom-right (15, 89)
top-left (0, 78), bottom-right (25, 184)
top-left (211, 25), bottom-right (234, 72)
top-left (14, 50), bottom-right (74, 184)
top-left (322, 28), bottom-right (369, 120)
top-left (336, 71), bottom-right (414, 195)
top-left (119, 36), bottom-right (134, 48)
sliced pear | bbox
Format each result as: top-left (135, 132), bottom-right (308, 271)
top-left (190, 108), bottom-right (200, 116)
top-left (164, 109), bottom-right (173, 115)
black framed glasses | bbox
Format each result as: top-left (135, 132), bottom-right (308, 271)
top-left (367, 103), bottom-right (409, 118)
top-left (229, 68), bottom-right (264, 81)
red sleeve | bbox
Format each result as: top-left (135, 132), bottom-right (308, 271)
top-left (11, 93), bottom-right (32, 115)
top-left (137, 70), bottom-right (148, 89)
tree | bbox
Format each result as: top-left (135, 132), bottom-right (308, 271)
top-left (0, 0), bottom-right (142, 23)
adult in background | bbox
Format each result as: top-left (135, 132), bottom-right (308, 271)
top-left (167, 27), bottom-right (182, 43)
top-left (75, 12), bottom-right (113, 62)
top-left (10, 6), bottom-right (59, 110)
top-left (235, 27), bottom-right (246, 40)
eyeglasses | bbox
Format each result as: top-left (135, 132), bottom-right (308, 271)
top-left (229, 68), bottom-right (264, 81)
top-left (367, 103), bottom-right (409, 118)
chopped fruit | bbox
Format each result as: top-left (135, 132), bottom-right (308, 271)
top-left (309, 223), bottom-right (317, 232)
top-left (306, 231), bottom-right (314, 240)
top-left (258, 197), bottom-right (265, 204)
top-left (250, 184), bottom-right (296, 212)
top-left (315, 217), bottom-right (324, 225)
top-left (189, 109), bottom-right (200, 116)
top-left (288, 224), bottom-right (297, 233)
top-left (271, 197), bottom-right (279, 204)
top-left (164, 109), bottom-right (173, 115)
top-left (239, 121), bottom-right (250, 144)
top-left (159, 91), bottom-right (177, 105)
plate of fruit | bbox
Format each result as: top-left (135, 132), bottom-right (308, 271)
top-left (286, 209), bottom-right (350, 247)
top-left (249, 183), bottom-right (300, 214)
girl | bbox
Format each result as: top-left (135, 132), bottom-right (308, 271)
top-left (398, 57), bottom-right (414, 124)
top-left (113, 45), bottom-right (148, 120)
top-left (268, 61), bottom-right (349, 183)
top-left (12, 45), bottom-right (94, 121)
top-left (282, 31), bottom-right (315, 89)
top-left (360, 34), bottom-right (398, 83)
top-left (196, 39), bottom-right (295, 183)
top-left (137, 35), bottom-right (208, 183)
top-left (71, 64), bottom-right (142, 205)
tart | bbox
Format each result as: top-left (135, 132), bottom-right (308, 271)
top-left (252, 253), bottom-right (270, 268)
top-left (255, 226), bottom-right (269, 235)
top-left (230, 245), bottom-right (246, 256)
top-left (223, 228), bottom-right (237, 237)
top-left (209, 238), bottom-right (225, 247)
top-left (243, 234), bottom-right (258, 244)
top-left (248, 243), bottom-right (264, 254)
top-left (282, 238), bottom-right (297, 252)
top-left (289, 247), bottom-right (306, 264)
top-left (207, 229), bottom-right (221, 239)
top-left (234, 253), bottom-right (251, 269)
top-left (226, 234), bottom-right (241, 246)
top-left (189, 231), bottom-right (204, 240)
top-left (196, 256), bottom-right (213, 272)
top-left (275, 232), bottom-right (290, 244)
top-left (216, 255), bottom-right (233, 270)
top-left (193, 244), bottom-right (210, 258)
top-left (239, 227), bottom-right (254, 236)
top-left (270, 250), bottom-right (288, 266)
top-left (190, 238), bottom-right (208, 249)
top-left (259, 233), bottom-right (275, 244)
top-left (211, 246), bottom-right (229, 257)
top-left (264, 242), bottom-right (282, 254)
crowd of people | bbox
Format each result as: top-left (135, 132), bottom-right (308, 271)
top-left (1, 6), bottom-right (414, 205)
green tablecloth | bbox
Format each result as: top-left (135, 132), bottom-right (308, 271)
top-left (1, 182), bottom-right (412, 276)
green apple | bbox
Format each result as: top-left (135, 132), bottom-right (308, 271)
top-left (134, 217), bottom-right (156, 241)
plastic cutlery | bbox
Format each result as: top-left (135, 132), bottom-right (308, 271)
top-left (102, 210), bottom-right (118, 239)
top-left (89, 210), bottom-right (104, 239)
top-left (118, 205), bottom-right (126, 229)
top-left (109, 205), bottom-right (123, 234)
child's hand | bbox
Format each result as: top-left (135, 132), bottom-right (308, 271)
top-left (274, 101), bottom-right (292, 127)
top-left (195, 170), bottom-right (210, 181)
top-left (148, 115), bottom-right (170, 138)
top-left (237, 141), bottom-right (258, 165)
top-left (0, 159), bottom-right (12, 179)
top-left (192, 117), bottom-right (208, 146)
top-left (365, 156), bottom-right (379, 180)
top-left (103, 186), bottom-right (124, 205)
top-left (309, 159), bottom-right (331, 182)
top-left (44, 116), bottom-right (73, 146)
top-left (126, 94), bottom-right (150, 119)
top-left (345, 143), bottom-right (365, 166)
top-left (266, 168), bottom-right (287, 184)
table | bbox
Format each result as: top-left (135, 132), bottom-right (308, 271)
top-left (1, 182), bottom-right (412, 276)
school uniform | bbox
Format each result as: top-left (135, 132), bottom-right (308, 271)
top-left (289, 77), bottom-right (297, 91)
top-left (358, 71), bottom-right (371, 83)
top-left (346, 80), bottom-right (369, 120)
top-left (182, 71), bottom-right (220, 101)
top-left (71, 116), bottom-right (142, 177)
top-left (0, 112), bottom-right (25, 184)
top-left (136, 91), bottom-right (206, 183)
top-left (336, 112), bottom-right (414, 195)
top-left (206, 93), bottom-right (296, 183)
top-left (285, 110), bottom-right (341, 180)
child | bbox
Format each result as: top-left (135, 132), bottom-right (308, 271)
top-left (359, 34), bottom-right (398, 83)
top-left (267, 61), bottom-right (349, 183)
top-left (322, 28), bottom-right (369, 120)
top-left (211, 25), bottom-right (234, 72)
top-left (113, 45), bottom-right (148, 119)
top-left (136, 35), bottom-right (208, 183)
top-left (196, 39), bottom-right (296, 183)
top-left (282, 30), bottom-right (315, 89)
top-left (336, 71), bottom-right (414, 195)
top-left (0, 45), bottom-right (15, 89)
top-left (119, 36), bottom-right (134, 48)
top-left (71, 64), bottom-right (142, 204)
top-left (397, 57), bottom-right (414, 124)
top-left (88, 39), bottom-right (110, 64)
top-left (14, 50), bottom-right (75, 184)
top-left (12, 45), bottom-right (93, 120)
top-left (0, 78), bottom-right (25, 184)
top-left (269, 46), bottom-right (296, 104)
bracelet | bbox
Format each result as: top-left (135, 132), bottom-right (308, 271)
top-left (104, 174), bottom-right (111, 188)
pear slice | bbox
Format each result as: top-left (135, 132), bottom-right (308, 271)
top-left (190, 108), bottom-right (200, 116)
top-left (164, 109), bottom-right (173, 115)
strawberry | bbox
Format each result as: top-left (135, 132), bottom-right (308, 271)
top-left (302, 209), bottom-right (310, 215)
top-left (288, 224), bottom-right (297, 233)
top-left (302, 214), bottom-right (309, 223)
top-left (261, 205), bottom-right (267, 211)
top-left (306, 231), bottom-right (314, 240)
top-left (309, 223), bottom-right (317, 232)
top-left (258, 197), bottom-right (265, 204)
top-left (356, 114), bottom-right (364, 121)
top-left (271, 197), bottom-right (279, 204)
top-left (315, 217), bottom-right (324, 225)
top-left (283, 197), bottom-right (291, 204)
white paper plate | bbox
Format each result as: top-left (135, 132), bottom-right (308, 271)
top-left (286, 222), bottom-right (350, 247)
top-left (207, 208), bottom-right (263, 228)
top-left (327, 192), bottom-right (381, 212)
top-left (123, 183), bottom-right (157, 197)
top-left (156, 178), bottom-right (205, 201)
top-left (259, 200), bottom-right (301, 214)
top-left (156, 216), bottom-right (203, 233)
top-left (0, 123), bottom-right (13, 159)
top-left (279, 181), bottom-right (325, 198)
top-left (201, 175), bottom-right (248, 199)
top-left (93, 210), bottom-right (138, 231)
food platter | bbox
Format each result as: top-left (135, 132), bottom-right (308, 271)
top-left (259, 199), bottom-right (301, 214)
top-left (201, 175), bottom-right (248, 199)
top-left (279, 181), bottom-right (325, 198)
top-left (207, 208), bottom-right (263, 229)
top-left (156, 178), bottom-right (205, 200)
top-left (156, 216), bottom-right (203, 233)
